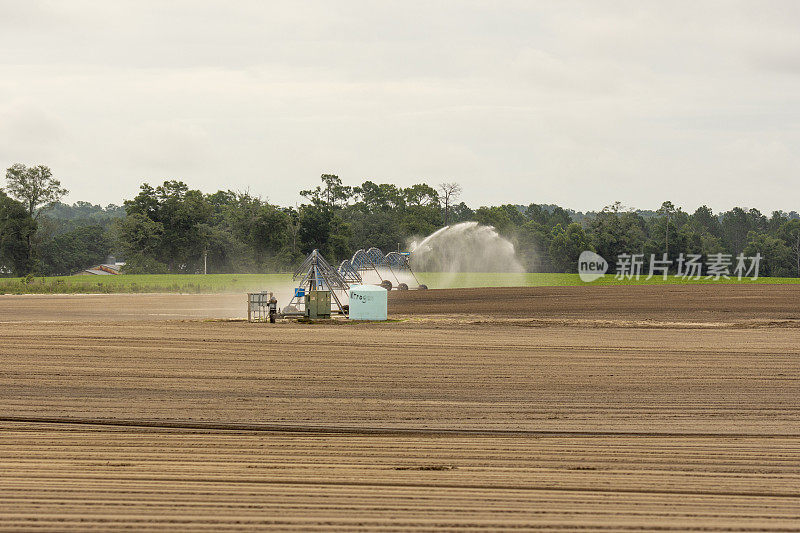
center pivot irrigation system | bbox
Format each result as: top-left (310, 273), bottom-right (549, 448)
top-left (339, 247), bottom-right (427, 291)
top-left (279, 247), bottom-right (427, 317)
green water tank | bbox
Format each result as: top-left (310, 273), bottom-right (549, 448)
top-left (305, 290), bottom-right (331, 318)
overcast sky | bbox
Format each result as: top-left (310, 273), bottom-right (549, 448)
top-left (1, 1), bottom-right (799, 213)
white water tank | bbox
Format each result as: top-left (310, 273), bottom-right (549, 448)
top-left (348, 285), bottom-right (388, 321)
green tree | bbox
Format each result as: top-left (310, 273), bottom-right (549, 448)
top-left (114, 212), bottom-right (166, 273)
top-left (122, 181), bottom-right (212, 272)
top-left (38, 225), bottom-right (109, 276)
top-left (403, 184), bottom-right (439, 207)
top-left (473, 205), bottom-right (525, 234)
top-left (301, 174), bottom-right (353, 208)
top-left (201, 224), bottom-right (252, 273)
top-left (4, 164), bottom-right (68, 220)
top-left (525, 204), bottom-right (573, 228)
top-left (778, 219), bottom-right (800, 277)
top-left (656, 201), bottom-right (677, 257)
top-left (743, 232), bottom-right (793, 278)
top-left (356, 181), bottom-right (405, 211)
top-left (643, 203), bottom-right (685, 268)
top-left (211, 191), bottom-right (295, 270)
top-left (515, 220), bottom-right (554, 272)
top-left (587, 203), bottom-right (646, 270)
top-left (298, 202), bottom-right (333, 255)
top-left (448, 202), bottom-right (474, 224)
top-left (689, 205), bottom-right (722, 237)
top-left (0, 191), bottom-right (36, 275)
top-left (349, 209), bottom-right (403, 253)
top-left (549, 223), bottom-right (592, 273)
top-left (767, 211), bottom-right (790, 233)
top-left (720, 207), bottom-right (762, 254)
top-left (5, 163), bottom-right (68, 263)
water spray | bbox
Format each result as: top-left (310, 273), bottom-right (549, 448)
top-left (409, 221), bottom-right (524, 274)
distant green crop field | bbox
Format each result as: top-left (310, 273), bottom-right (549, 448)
top-left (0, 271), bottom-right (797, 295)
top-left (0, 273), bottom-right (293, 295)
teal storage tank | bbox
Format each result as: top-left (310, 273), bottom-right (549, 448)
top-left (348, 285), bottom-right (388, 320)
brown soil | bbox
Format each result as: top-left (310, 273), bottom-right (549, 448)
top-left (1, 287), bottom-right (799, 530)
top-left (390, 284), bottom-right (800, 322)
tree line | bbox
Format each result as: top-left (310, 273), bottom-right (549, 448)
top-left (2, 164), bottom-right (800, 277)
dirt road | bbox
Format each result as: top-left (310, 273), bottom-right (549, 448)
top-left (1, 287), bottom-right (799, 530)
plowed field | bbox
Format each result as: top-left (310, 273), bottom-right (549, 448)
top-left (1, 286), bottom-right (799, 530)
